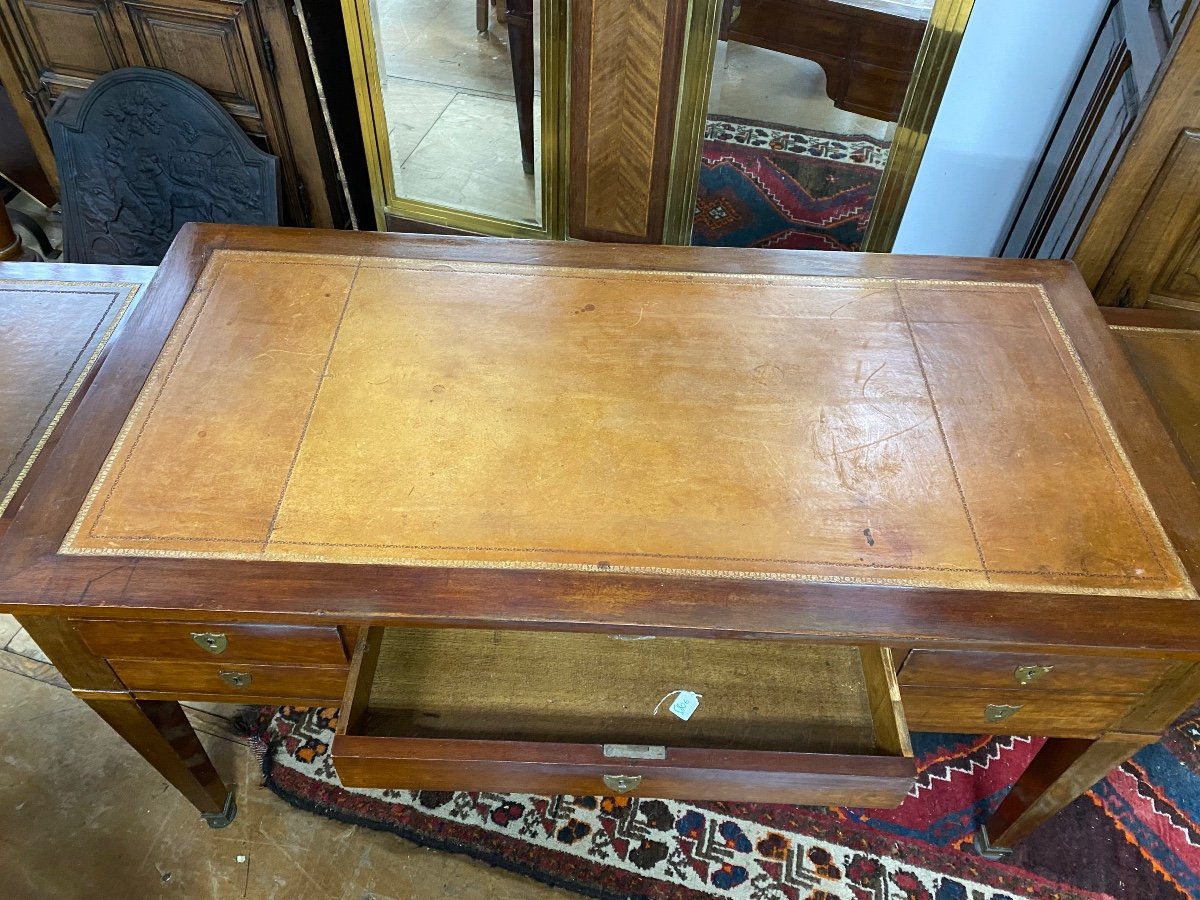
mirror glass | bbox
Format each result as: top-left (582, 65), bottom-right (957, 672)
top-left (693, 0), bottom-right (932, 250)
top-left (369, 0), bottom-right (543, 226)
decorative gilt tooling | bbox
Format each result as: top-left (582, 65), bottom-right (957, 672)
top-left (0, 279), bottom-right (141, 517)
top-left (62, 250), bottom-right (1193, 599)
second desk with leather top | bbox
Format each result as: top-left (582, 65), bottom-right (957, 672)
top-left (3, 224), bottom-right (1200, 854)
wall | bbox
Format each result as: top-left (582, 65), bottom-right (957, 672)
top-left (891, 0), bottom-right (1110, 256)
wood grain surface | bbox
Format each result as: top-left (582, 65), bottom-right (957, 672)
top-left (1110, 321), bottom-right (1200, 481)
top-left (569, 0), bottom-right (686, 242)
top-left (59, 249), bottom-right (1191, 599)
top-left (362, 628), bottom-right (883, 754)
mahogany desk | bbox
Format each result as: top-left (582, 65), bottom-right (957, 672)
top-left (3, 225), bottom-right (1200, 856)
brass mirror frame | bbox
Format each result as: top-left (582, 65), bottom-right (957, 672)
top-left (664, 0), bottom-right (977, 249)
top-left (341, 0), bottom-right (568, 237)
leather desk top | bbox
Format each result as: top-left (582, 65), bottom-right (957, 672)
top-left (1, 264), bottom-right (151, 520)
top-left (56, 247), bottom-right (1190, 598)
top-left (5, 226), bottom-right (1200, 652)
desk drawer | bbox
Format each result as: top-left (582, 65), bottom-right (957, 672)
top-left (72, 619), bottom-right (348, 666)
top-left (332, 628), bottom-right (916, 807)
top-left (898, 649), bottom-right (1167, 694)
top-left (900, 686), bottom-right (1138, 737)
top-left (109, 658), bottom-right (348, 703)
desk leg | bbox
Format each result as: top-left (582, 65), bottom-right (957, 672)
top-left (16, 615), bottom-right (236, 827)
top-left (85, 695), bottom-right (237, 827)
top-left (977, 736), bottom-right (1150, 857)
top-left (506, 0), bottom-right (535, 175)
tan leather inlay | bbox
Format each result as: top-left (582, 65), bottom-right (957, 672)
top-left (62, 250), bottom-right (1193, 597)
top-left (1, 279), bottom-right (140, 516)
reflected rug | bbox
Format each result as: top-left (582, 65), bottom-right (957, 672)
top-left (250, 705), bottom-right (1200, 899)
top-left (692, 115), bottom-right (888, 252)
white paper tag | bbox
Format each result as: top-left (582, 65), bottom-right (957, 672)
top-left (667, 691), bottom-right (701, 721)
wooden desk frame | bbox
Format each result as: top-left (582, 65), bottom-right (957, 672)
top-left (4, 225), bottom-right (1200, 852)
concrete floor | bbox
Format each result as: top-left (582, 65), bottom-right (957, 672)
top-left (0, 644), bottom-right (571, 899)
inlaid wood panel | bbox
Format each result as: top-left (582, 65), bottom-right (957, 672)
top-left (568, 0), bottom-right (687, 243)
top-left (61, 248), bottom-right (1192, 599)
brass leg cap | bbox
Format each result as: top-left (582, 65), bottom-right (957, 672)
top-left (973, 824), bottom-right (1013, 860)
top-left (201, 792), bottom-right (237, 829)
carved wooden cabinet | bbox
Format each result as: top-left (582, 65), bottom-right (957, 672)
top-left (0, 0), bottom-right (346, 227)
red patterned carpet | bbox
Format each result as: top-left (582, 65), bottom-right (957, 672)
top-left (250, 705), bottom-right (1200, 899)
top-left (692, 116), bottom-right (888, 251)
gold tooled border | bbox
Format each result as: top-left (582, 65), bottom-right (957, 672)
top-left (1109, 326), bottom-right (1200, 334)
top-left (0, 280), bottom-right (142, 519)
top-left (58, 250), bottom-right (1197, 599)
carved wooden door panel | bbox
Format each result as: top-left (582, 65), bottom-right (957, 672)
top-left (0, 0), bottom-right (130, 115)
top-left (1074, 8), bottom-right (1200, 308)
top-left (108, 0), bottom-right (310, 224)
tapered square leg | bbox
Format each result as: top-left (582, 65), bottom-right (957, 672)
top-left (979, 736), bottom-right (1149, 853)
top-left (86, 695), bottom-right (236, 824)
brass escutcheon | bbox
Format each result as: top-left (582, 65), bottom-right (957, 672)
top-left (602, 774), bottom-right (642, 794)
top-left (984, 703), bottom-right (1022, 722)
top-left (192, 632), bottom-right (228, 655)
top-left (217, 671), bottom-right (252, 688)
top-left (1013, 664), bottom-right (1053, 685)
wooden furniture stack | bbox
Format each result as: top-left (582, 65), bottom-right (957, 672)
top-left (2, 226), bottom-right (1200, 856)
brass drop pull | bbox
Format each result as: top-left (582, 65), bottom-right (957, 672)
top-left (1014, 664), bottom-right (1053, 686)
top-left (602, 774), bottom-right (642, 794)
top-left (218, 671), bottom-right (252, 688)
top-left (192, 632), bottom-right (228, 655)
top-left (984, 703), bottom-right (1022, 722)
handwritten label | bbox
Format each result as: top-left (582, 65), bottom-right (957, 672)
top-left (667, 691), bottom-right (701, 721)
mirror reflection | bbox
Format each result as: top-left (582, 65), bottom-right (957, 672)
top-left (371, 0), bottom-right (542, 225)
top-left (694, 0), bottom-right (931, 250)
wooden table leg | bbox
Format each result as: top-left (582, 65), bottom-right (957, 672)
top-left (16, 615), bottom-right (236, 827)
top-left (84, 695), bottom-right (237, 826)
top-left (977, 735), bottom-right (1151, 857)
top-left (506, 0), bottom-right (535, 175)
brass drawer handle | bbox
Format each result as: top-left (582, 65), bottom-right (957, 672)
top-left (192, 632), bottom-right (228, 655)
top-left (217, 671), bottom-right (252, 688)
top-left (1014, 664), bottom-right (1053, 685)
top-left (602, 774), bottom-right (641, 794)
top-left (984, 703), bottom-right (1022, 722)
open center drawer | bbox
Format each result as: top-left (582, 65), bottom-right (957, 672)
top-left (332, 628), bottom-right (916, 807)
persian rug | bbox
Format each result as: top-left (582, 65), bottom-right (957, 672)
top-left (692, 115), bottom-right (888, 252)
top-left (249, 704), bottom-right (1200, 899)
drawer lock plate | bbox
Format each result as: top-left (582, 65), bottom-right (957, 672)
top-left (218, 671), bottom-right (252, 688)
top-left (192, 632), bottom-right (228, 655)
top-left (1013, 664), bottom-right (1052, 685)
top-left (984, 703), bottom-right (1022, 722)
top-left (602, 774), bottom-right (642, 794)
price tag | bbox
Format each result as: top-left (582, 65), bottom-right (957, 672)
top-left (667, 691), bottom-right (701, 721)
